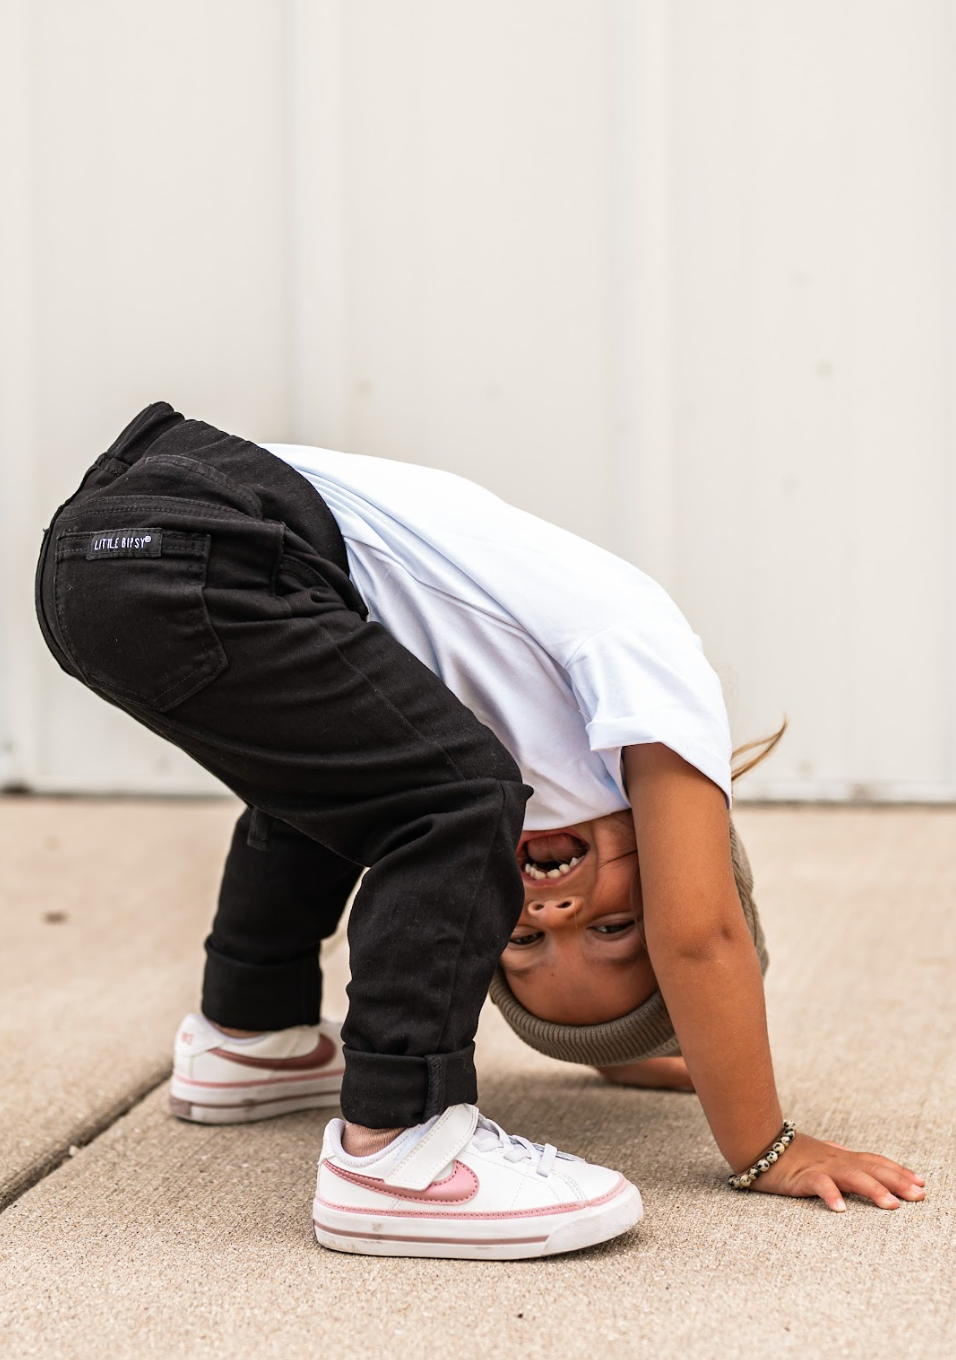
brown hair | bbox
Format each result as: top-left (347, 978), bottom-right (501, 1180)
top-left (731, 717), bottom-right (788, 784)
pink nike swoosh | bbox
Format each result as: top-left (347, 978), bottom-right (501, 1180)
top-left (209, 1033), bottom-right (337, 1071)
top-left (327, 1158), bottom-right (480, 1204)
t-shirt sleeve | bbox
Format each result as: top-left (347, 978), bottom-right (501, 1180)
top-left (564, 618), bottom-right (733, 809)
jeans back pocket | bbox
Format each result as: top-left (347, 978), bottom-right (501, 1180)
top-left (52, 526), bottom-right (228, 711)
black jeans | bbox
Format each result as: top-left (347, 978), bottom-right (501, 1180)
top-left (34, 402), bottom-right (531, 1128)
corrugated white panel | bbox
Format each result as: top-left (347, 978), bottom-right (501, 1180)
top-left (1, 0), bottom-right (292, 792)
top-left (328, 0), bottom-right (616, 545)
top-left (667, 0), bottom-right (956, 798)
top-left (2, 0), bottom-right (954, 799)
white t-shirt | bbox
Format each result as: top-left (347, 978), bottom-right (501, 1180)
top-left (265, 444), bottom-right (732, 829)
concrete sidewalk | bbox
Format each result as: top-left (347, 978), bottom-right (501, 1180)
top-left (0, 798), bottom-right (953, 1359)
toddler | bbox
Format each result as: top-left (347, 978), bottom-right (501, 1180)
top-left (34, 403), bottom-right (924, 1260)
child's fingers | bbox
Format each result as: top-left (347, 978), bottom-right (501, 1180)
top-left (858, 1160), bottom-right (926, 1199)
top-left (880, 1159), bottom-right (925, 1186)
top-left (891, 1178), bottom-right (926, 1201)
top-left (838, 1168), bottom-right (902, 1210)
top-left (806, 1173), bottom-right (847, 1213)
top-left (824, 1142), bottom-right (926, 1188)
top-left (856, 1151), bottom-right (926, 1187)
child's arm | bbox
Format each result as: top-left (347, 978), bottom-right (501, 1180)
top-left (623, 743), bottom-right (925, 1211)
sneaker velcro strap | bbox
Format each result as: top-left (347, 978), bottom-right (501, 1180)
top-left (385, 1104), bottom-right (479, 1191)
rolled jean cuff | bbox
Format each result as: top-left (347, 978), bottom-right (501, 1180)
top-left (340, 1043), bottom-right (478, 1128)
top-left (201, 940), bottom-right (321, 1030)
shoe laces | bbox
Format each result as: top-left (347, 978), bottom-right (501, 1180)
top-left (472, 1113), bottom-right (558, 1177)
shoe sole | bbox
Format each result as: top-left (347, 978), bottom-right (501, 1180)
top-left (312, 1182), bottom-right (643, 1260)
top-left (169, 1083), bottom-right (341, 1125)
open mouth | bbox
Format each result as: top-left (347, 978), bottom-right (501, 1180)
top-left (518, 829), bottom-right (590, 882)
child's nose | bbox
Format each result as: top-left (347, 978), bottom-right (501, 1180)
top-left (528, 896), bottom-right (575, 914)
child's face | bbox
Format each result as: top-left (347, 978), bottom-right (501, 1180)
top-left (499, 810), bottom-right (658, 1024)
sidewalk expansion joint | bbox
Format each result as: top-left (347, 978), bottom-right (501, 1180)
top-left (0, 1063), bottom-right (172, 1215)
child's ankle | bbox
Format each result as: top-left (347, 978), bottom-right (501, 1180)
top-left (342, 1123), bottom-right (405, 1157)
top-left (205, 1018), bottom-right (267, 1039)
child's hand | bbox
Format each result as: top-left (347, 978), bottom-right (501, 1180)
top-left (596, 1056), bottom-right (695, 1092)
top-left (746, 1132), bottom-right (926, 1211)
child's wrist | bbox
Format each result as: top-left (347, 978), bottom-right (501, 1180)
top-left (727, 1119), bottom-right (796, 1188)
top-left (723, 1109), bottom-right (787, 1178)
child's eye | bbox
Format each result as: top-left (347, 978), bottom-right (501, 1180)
top-left (508, 932), bottom-right (543, 948)
top-left (592, 921), bottom-right (633, 935)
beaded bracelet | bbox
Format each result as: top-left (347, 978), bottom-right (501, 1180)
top-left (727, 1119), bottom-right (796, 1189)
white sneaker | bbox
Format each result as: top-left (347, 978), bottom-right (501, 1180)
top-left (313, 1103), bottom-right (642, 1260)
top-left (169, 1012), bottom-right (344, 1124)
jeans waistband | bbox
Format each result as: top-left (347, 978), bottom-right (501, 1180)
top-left (55, 401), bottom-right (353, 581)
top-left (36, 402), bottom-right (369, 668)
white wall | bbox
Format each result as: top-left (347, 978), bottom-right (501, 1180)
top-left (1, 0), bottom-right (954, 799)
top-left (667, 0), bottom-right (956, 799)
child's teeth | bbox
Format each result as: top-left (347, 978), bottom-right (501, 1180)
top-left (524, 855), bottom-right (584, 879)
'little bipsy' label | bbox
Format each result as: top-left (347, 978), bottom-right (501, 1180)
top-left (86, 528), bottom-right (163, 559)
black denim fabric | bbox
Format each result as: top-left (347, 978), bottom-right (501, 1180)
top-left (34, 403), bottom-right (532, 1128)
